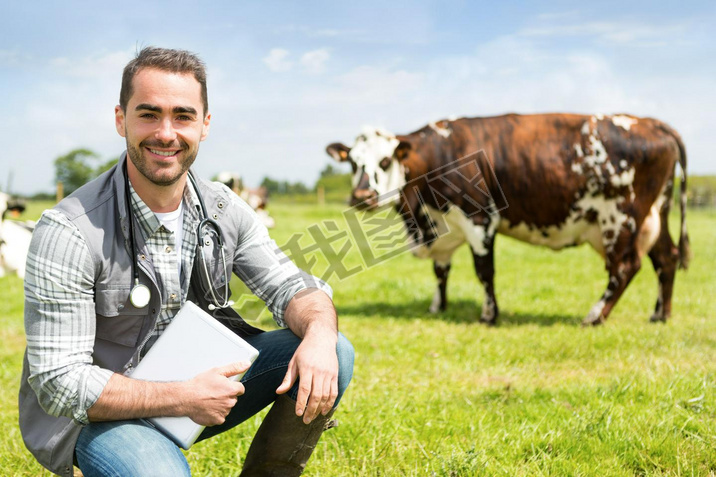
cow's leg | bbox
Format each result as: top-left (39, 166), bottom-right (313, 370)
top-left (583, 247), bottom-right (642, 326)
top-left (646, 208), bottom-right (679, 323)
top-left (472, 243), bottom-right (498, 325)
top-left (429, 260), bottom-right (451, 313)
top-left (467, 216), bottom-right (499, 325)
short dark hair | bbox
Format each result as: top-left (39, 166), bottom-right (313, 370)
top-left (119, 46), bottom-right (209, 116)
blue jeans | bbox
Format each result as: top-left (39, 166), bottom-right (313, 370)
top-left (75, 329), bottom-right (354, 477)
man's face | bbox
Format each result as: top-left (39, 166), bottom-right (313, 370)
top-left (115, 68), bottom-right (211, 187)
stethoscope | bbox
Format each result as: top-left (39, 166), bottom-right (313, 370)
top-left (125, 163), bottom-right (231, 310)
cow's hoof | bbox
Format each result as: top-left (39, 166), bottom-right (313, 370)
top-left (581, 315), bottom-right (605, 327)
top-left (479, 304), bottom-right (498, 326)
top-left (429, 304), bottom-right (447, 314)
top-left (479, 316), bottom-right (497, 326)
top-left (582, 303), bottom-right (606, 326)
top-left (649, 314), bottom-right (668, 323)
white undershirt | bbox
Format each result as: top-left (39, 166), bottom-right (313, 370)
top-left (154, 200), bottom-right (184, 277)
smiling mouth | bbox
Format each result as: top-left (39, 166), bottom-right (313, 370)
top-left (147, 148), bottom-right (179, 157)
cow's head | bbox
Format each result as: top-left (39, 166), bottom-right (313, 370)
top-left (326, 126), bottom-right (411, 209)
top-left (0, 192), bottom-right (25, 221)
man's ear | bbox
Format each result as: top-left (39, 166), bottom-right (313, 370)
top-left (326, 143), bottom-right (351, 162)
top-left (114, 105), bottom-right (126, 138)
top-left (394, 139), bottom-right (412, 161)
top-left (201, 113), bottom-right (211, 141)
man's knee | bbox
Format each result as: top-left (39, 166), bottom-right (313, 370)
top-left (335, 332), bottom-right (355, 406)
top-left (76, 420), bottom-right (190, 477)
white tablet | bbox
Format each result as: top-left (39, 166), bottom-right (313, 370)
top-left (129, 300), bottom-right (259, 449)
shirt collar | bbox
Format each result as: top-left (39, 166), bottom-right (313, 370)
top-left (127, 174), bottom-right (203, 241)
top-left (182, 173), bottom-right (203, 223)
top-left (127, 181), bottom-right (161, 241)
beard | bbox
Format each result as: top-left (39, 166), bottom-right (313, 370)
top-left (126, 137), bottom-right (199, 186)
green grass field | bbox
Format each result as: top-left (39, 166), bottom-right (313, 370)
top-left (2, 201), bottom-right (715, 476)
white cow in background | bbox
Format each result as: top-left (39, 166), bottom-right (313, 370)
top-left (0, 192), bottom-right (35, 278)
top-left (216, 172), bottom-right (276, 228)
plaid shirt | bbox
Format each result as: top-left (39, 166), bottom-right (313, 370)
top-left (128, 181), bottom-right (199, 352)
top-left (24, 178), bottom-right (329, 425)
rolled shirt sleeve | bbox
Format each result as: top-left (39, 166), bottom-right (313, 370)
top-left (227, 190), bottom-right (332, 328)
top-left (24, 210), bottom-right (113, 425)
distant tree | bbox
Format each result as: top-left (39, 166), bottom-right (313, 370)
top-left (315, 162), bottom-right (352, 194)
top-left (319, 163), bottom-right (340, 178)
top-left (287, 182), bottom-right (309, 194)
top-left (260, 177), bottom-right (280, 195)
top-left (29, 191), bottom-right (56, 201)
top-left (54, 148), bottom-right (99, 195)
top-left (260, 176), bottom-right (310, 196)
top-left (95, 157), bottom-right (119, 177)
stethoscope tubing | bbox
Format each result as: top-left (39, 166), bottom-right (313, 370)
top-left (124, 163), bottom-right (230, 310)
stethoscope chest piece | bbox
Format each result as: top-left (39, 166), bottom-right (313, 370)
top-left (130, 282), bottom-right (151, 308)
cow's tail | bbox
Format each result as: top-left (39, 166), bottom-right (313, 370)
top-left (672, 130), bottom-right (691, 270)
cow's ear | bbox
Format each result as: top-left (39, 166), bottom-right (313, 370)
top-left (326, 143), bottom-right (351, 162)
top-left (394, 140), bottom-right (412, 161)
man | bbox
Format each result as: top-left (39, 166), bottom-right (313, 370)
top-left (19, 47), bottom-right (354, 477)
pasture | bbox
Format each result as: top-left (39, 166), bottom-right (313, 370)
top-left (2, 200), bottom-right (715, 476)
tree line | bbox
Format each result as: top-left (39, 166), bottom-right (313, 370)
top-left (26, 148), bottom-right (351, 201)
top-left (261, 164), bottom-right (350, 196)
top-left (42, 147), bottom-right (716, 207)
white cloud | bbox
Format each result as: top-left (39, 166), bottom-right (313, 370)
top-left (271, 24), bottom-right (371, 41)
top-left (49, 49), bottom-right (134, 79)
top-left (334, 66), bottom-right (424, 104)
top-left (519, 18), bottom-right (689, 47)
top-left (2, 10), bottom-right (714, 198)
top-left (315, 29), bottom-right (714, 175)
top-left (263, 47), bottom-right (331, 74)
top-left (300, 48), bottom-right (330, 74)
top-left (263, 48), bottom-right (292, 72)
top-left (0, 49), bottom-right (25, 66)
top-left (0, 48), bottom-right (138, 194)
top-left (535, 11), bottom-right (581, 21)
top-left (310, 28), bottom-right (341, 37)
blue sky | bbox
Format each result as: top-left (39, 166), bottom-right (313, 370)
top-left (1, 1), bottom-right (714, 195)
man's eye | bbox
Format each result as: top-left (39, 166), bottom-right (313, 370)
top-left (140, 113), bottom-right (156, 119)
top-left (379, 157), bottom-right (392, 171)
top-left (177, 115), bottom-right (193, 121)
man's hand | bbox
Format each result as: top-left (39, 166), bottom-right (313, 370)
top-left (276, 330), bottom-right (338, 424)
top-left (277, 288), bottom-right (339, 424)
top-left (183, 361), bottom-right (251, 426)
top-left (87, 361), bottom-right (251, 424)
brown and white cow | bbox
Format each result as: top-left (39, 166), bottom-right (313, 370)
top-left (327, 113), bottom-right (690, 325)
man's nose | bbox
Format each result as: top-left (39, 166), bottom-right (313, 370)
top-left (156, 118), bottom-right (177, 143)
